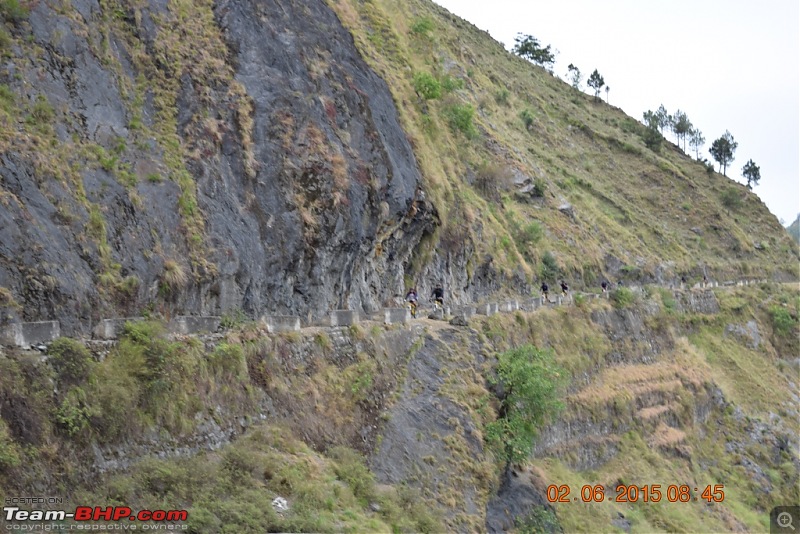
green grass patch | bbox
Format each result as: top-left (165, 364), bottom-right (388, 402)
top-left (612, 287), bottom-right (635, 308)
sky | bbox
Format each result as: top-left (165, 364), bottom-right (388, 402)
top-left (432, 0), bottom-right (800, 225)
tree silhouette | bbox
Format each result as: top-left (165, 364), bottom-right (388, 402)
top-left (709, 131), bottom-right (738, 176)
top-left (671, 110), bottom-right (692, 152)
top-left (742, 159), bottom-right (761, 189)
top-left (689, 128), bottom-right (705, 160)
top-left (587, 69), bottom-right (605, 100)
top-left (643, 110), bottom-right (658, 129)
top-left (512, 34), bottom-right (555, 71)
top-left (654, 104), bottom-right (670, 134)
top-left (566, 63), bottom-right (582, 89)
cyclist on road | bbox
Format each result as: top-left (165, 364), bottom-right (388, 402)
top-left (601, 281), bottom-right (608, 293)
top-left (560, 280), bottom-right (569, 296)
top-left (405, 287), bottom-right (418, 317)
top-left (541, 282), bottom-right (549, 301)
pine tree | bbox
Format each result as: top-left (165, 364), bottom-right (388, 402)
top-left (587, 69), bottom-right (605, 100)
top-left (709, 131), bottom-right (738, 176)
top-left (741, 159), bottom-right (761, 189)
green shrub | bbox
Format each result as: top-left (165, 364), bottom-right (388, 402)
top-left (328, 446), bottom-right (376, 504)
top-left (532, 178), bottom-right (546, 197)
top-left (48, 338), bottom-right (94, 387)
top-left (442, 103), bottom-right (477, 138)
top-left (517, 507), bottom-right (560, 533)
top-left (770, 306), bottom-right (796, 337)
top-left (539, 251), bottom-right (560, 281)
top-left (88, 354), bottom-right (143, 441)
top-left (348, 360), bottom-right (374, 401)
top-left (0, 0), bottom-right (29, 22)
top-left (220, 309), bottom-right (248, 329)
top-left (517, 221), bottom-right (543, 248)
top-left (119, 321), bottom-right (171, 379)
top-left (209, 343), bottom-right (247, 379)
top-left (520, 109), bottom-right (535, 131)
top-left (87, 205), bottom-right (106, 240)
top-left (116, 275), bottom-right (140, 299)
top-left (410, 16), bottom-right (434, 36)
top-left (659, 288), bottom-right (676, 312)
top-left (720, 187), bottom-right (742, 210)
top-left (612, 287), bottom-right (635, 308)
top-left (26, 94), bottom-right (55, 126)
top-left (440, 74), bottom-right (464, 93)
top-left (495, 88), bottom-right (510, 105)
top-left (485, 345), bottom-right (565, 464)
top-left (412, 72), bottom-right (441, 100)
top-left (55, 387), bottom-right (93, 437)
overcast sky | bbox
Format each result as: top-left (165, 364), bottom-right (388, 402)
top-left (432, 0), bottom-right (799, 225)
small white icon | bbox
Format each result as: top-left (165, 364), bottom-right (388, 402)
top-left (778, 512), bottom-right (795, 530)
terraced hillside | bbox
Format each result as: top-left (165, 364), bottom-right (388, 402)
top-left (1, 281), bottom-right (797, 532)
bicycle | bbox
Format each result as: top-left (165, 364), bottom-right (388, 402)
top-left (407, 300), bottom-right (418, 318)
top-left (432, 298), bottom-right (443, 312)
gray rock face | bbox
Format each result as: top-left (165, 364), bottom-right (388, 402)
top-left (485, 468), bottom-right (558, 533)
top-left (371, 329), bottom-right (486, 523)
top-left (724, 320), bottom-right (761, 349)
top-left (0, 0), bottom-right (436, 334)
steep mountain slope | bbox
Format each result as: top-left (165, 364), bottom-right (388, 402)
top-left (1, 0), bottom-right (796, 336)
top-left (0, 0), bottom-right (798, 533)
top-left (326, 0), bottom-right (798, 289)
top-left (0, 0), bottom-right (436, 335)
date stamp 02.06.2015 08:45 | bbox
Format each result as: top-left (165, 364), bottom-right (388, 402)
top-left (546, 484), bottom-right (725, 504)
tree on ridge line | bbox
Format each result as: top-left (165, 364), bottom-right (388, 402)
top-left (512, 33), bottom-right (556, 72)
top-left (742, 159), bottom-right (761, 189)
top-left (587, 69), bottom-right (605, 100)
top-left (709, 130), bottom-right (737, 176)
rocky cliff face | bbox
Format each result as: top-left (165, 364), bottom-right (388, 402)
top-left (0, 0), bottom-right (437, 335)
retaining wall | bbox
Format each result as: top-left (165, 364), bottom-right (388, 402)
top-left (476, 303), bottom-right (498, 316)
top-left (330, 310), bottom-right (359, 327)
top-left (1, 321), bottom-right (60, 348)
top-left (261, 315), bottom-right (301, 333)
top-left (499, 300), bottom-right (519, 313)
top-left (170, 316), bottom-right (221, 335)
